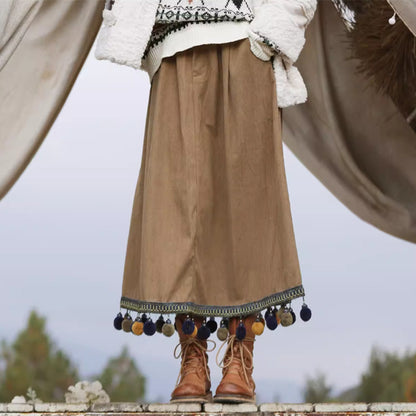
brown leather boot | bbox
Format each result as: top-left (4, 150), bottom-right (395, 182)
top-left (213, 314), bottom-right (257, 403)
top-left (170, 313), bottom-right (216, 403)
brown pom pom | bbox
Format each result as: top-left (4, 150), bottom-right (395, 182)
top-left (217, 327), bottom-right (229, 341)
top-left (122, 317), bottom-right (133, 332)
top-left (281, 310), bottom-right (294, 327)
top-left (162, 322), bottom-right (175, 337)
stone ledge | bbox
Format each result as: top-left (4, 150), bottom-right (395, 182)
top-left (0, 402), bottom-right (416, 414)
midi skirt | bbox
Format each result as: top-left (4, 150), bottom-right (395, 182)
top-left (119, 37), bottom-right (306, 324)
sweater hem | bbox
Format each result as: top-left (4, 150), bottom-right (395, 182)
top-left (141, 21), bottom-right (251, 81)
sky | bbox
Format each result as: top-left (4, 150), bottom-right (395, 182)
top-left (0, 42), bottom-right (415, 404)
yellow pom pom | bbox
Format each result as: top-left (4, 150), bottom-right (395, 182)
top-left (131, 321), bottom-right (144, 335)
top-left (252, 321), bottom-right (264, 335)
top-left (190, 325), bottom-right (198, 337)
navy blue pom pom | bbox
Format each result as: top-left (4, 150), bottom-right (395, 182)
top-left (197, 323), bottom-right (211, 340)
top-left (206, 317), bottom-right (218, 333)
top-left (300, 304), bottom-right (312, 321)
top-left (236, 322), bottom-right (246, 340)
top-left (113, 312), bottom-right (123, 330)
top-left (266, 313), bottom-right (278, 330)
top-left (143, 318), bottom-right (156, 335)
top-left (264, 307), bottom-right (272, 319)
top-left (182, 317), bottom-right (195, 335)
top-left (141, 313), bottom-right (148, 323)
top-left (156, 315), bottom-right (165, 333)
top-left (222, 318), bottom-right (229, 329)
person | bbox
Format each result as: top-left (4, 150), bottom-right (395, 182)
top-left (95, 0), bottom-right (317, 404)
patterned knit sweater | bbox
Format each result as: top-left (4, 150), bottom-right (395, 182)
top-left (141, 0), bottom-right (274, 80)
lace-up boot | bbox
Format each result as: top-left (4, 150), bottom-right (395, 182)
top-left (170, 313), bottom-right (216, 403)
top-left (213, 313), bottom-right (257, 403)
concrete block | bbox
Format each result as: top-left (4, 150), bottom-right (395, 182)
top-left (314, 402), bottom-right (368, 412)
top-left (392, 403), bottom-right (416, 412)
top-left (176, 402), bottom-right (202, 412)
top-left (34, 403), bottom-right (89, 412)
top-left (90, 402), bottom-right (144, 412)
top-left (147, 402), bottom-right (178, 412)
top-left (260, 403), bottom-right (314, 412)
top-left (6, 403), bottom-right (33, 412)
top-left (203, 402), bottom-right (224, 413)
top-left (222, 403), bottom-right (258, 413)
top-left (368, 403), bottom-right (394, 412)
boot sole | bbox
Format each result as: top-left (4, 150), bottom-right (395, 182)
top-left (213, 393), bottom-right (256, 404)
top-left (170, 392), bottom-right (212, 403)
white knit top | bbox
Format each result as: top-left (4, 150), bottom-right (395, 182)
top-left (141, 0), bottom-right (267, 81)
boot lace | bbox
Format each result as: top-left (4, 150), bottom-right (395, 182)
top-left (215, 334), bottom-right (255, 388)
top-left (173, 337), bottom-right (216, 387)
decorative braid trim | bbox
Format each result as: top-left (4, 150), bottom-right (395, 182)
top-left (120, 285), bottom-right (305, 317)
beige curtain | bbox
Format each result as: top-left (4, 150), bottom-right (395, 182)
top-left (283, 2), bottom-right (416, 244)
top-left (0, 0), bottom-right (103, 200)
top-left (0, 0), bottom-right (415, 244)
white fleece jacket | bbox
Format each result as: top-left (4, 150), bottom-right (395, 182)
top-left (95, 0), bottom-right (317, 108)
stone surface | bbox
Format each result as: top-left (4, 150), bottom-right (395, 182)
top-left (221, 403), bottom-right (258, 413)
top-left (176, 402), bottom-right (202, 412)
top-left (314, 402), bottom-right (368, 412)
top-left (6, 403), bottom-right (33, 412)
top-left (35, 403), bottom-right (89, 412)
top-left (91, 403), bottom-right (145, 412)
top-left (147, 402), bottom-right (178, 412)
top-left (368, 403), bottom-right (394, 412)
top-left (203, 402), bottom-right (224, 413)
top-left (260, 403), bottom-right (314, 412)
top-left (392, 403), bottom-right (416, 411)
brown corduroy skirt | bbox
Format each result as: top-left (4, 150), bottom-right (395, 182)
top-left (121, 37), bottom-right (305, 319)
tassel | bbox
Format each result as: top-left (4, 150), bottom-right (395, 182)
top-left (132, 316), bottom-right (144, 335)
top-left (280, 307), bottom-right (293, 327)
top-left (206, 316), bottom-right (218, 333)
top-left (217, 318), bottom-right (229, 341)
top-left (197, 319), bottom-right (211, 340)
top-left (162, 318), bottom-right (175, 337)
top-left (252, 313), bottom-right (265, 335)
top-left (143, 317), bottom-right (156, 335)
top-left (300, 303), bottom-right (312, 321)
top-left (236, 319), bottom-right (246, 340)
top-left (156, 315), bottom-right (165, 333)
top-left (122, 312), bottom-right (133, 332)
top-left (113, 312), bottom-right (123, 330)
top-left (182, 315), bottom-right (195, 335)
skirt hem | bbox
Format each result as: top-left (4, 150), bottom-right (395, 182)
top-left (120, 284), bottom-right (305, 318)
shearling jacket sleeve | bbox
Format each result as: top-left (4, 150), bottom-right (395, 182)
top-left (247, 0), bottom-right (317, 63)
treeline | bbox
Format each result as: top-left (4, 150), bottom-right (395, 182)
top-left (0, 310), bottom-right (146, 402)
top-left (1, 310), bottom-right (415, 403)
top-left (303, 349), bottom-right (416, 402)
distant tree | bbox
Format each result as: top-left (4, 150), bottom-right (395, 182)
top-left (302, 371), bottom-right (332, 402)
top-left (97, 346), bottom-right (146, 402)
top-left (357, 346), bottom-right (416, 402)
top-left (0, 310), bottom-right (78, 402)
top-left (405, 356), bottom-right (416, 401)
